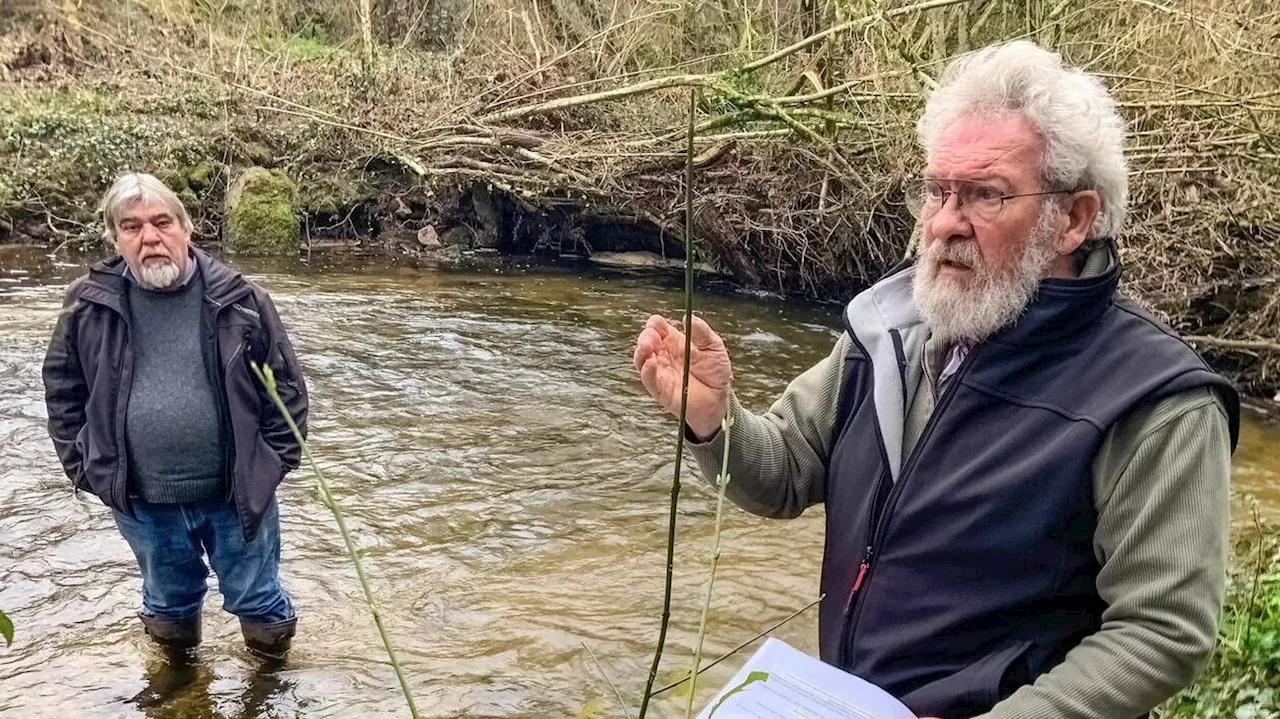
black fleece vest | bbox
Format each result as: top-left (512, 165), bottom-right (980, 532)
top-left (821, 264), bottom-right (1239, 718)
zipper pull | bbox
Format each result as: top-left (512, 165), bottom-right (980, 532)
top-left (844, 546), bottom-right (874, 614)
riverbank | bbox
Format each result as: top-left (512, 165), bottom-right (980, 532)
top-left (3, 0), bottom-right (1278, 399)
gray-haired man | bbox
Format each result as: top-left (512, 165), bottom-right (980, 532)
top-left (42, 172), bottom-right (308, 660)
top-left (635, 42), bottom-right (1237, 718)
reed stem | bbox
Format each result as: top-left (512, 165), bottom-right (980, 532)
top-left (251, 362), bottom-right (420, 719)
top-left (684, 415), bottom-right (733, 718)
top-left (637, 86), bottom-right (701, 719)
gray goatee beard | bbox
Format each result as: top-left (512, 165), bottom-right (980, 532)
top-left (912, 205), bottom-right (1063, 344)
top-left (138, 258), bottom-right (182, 290)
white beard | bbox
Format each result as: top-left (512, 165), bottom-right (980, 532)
top-left (138, 259), bottom-right (182, 290)
top-left (912, 206), bottom-right (1063, 344)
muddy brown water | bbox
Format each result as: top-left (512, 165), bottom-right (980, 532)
top-left (1, 246), bottom-right (1277, 718)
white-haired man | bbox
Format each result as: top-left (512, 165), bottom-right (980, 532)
top-left (42, 172), bottom-right (308, 661)
top-left (635, 42), bottom-right (1238, 718)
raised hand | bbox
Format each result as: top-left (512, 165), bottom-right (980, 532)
top-left (633, 314), bottom-right (733, 440)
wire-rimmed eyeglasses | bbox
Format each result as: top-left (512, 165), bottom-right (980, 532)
top-left (905, 178), bottom-right (1075, 223)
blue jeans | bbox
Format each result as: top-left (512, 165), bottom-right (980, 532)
top-left (113, 499), bottom-right (294, 624)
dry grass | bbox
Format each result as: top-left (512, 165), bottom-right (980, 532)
top-left (1, 0), bottom-right (1278, 393)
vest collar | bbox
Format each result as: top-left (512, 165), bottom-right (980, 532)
top-left (842, 239), bottom-right (1122, 480)
top-left (989, 238), bottom-right (1121, 347)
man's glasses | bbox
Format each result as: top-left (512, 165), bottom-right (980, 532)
top-left (905, 178), bottom-right (1074, 223)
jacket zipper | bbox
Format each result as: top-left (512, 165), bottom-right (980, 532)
top-left (845, 545), bottom-right (874, 615)
top-left (204, 289), bottom-right (252, 502)
top-left (838, 339), bottom-right (982, 667)
top-left (113, 312), bottom-right (134, 513)
top-left (833, 331), bottom-right (897, 668)
top-left (889, 329), bottom-right (909, 409)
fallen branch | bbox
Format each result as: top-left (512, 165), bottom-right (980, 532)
top-left (480, 0), bottom-right (977, 126)
top-left (740, 0), bottom-right (977, 73)
top-left (773, 71), bottom-right (909, 105)
top-left (1185, 335), bottom-right (1280, 354)
top-left (751, 102), bottom-right (862, 181)
top-left (254, 105), bottom-right (414, 144)
top-left (481, 74), bottom-right (717, 124)
top-left (414, 133), bottom-right (544, 152)
top-left (513, 147), bottom-right (593, 184)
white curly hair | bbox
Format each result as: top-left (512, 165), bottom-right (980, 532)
top-left (916, 41), bottom-right (1128, 239)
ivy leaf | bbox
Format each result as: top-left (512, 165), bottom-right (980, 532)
top-left (0, 610), bottom-right (13, 647)
top-left (707, 670), bottom-right (768, 718)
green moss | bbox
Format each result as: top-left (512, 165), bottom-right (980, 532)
top-left (224, 167), bottom-right (299, 256)
top-left (0, 93), bottom-right (219, 230)
top-left (187, 161), bottom-right (217, 191)
top-left (0, 175), bottom-right (16, 218)
top-left (298, 171), bottom-right (374, 215)
top-left (279, 35), bottom-right (343, 60)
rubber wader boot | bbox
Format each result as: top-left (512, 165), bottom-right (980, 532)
top-left (138, 611), bottom-right (201, 651)
top-left (241, 617), bottom-right (297, 662)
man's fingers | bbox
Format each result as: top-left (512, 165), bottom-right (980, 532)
top-left (688, 314), bottom-right (724, 350)
top-left (634, 327), bottom-right (662, 372)
top-left (638, 356), bottom-right (660, 392)
top-left (644, 314), bottom-right (672, 336)
top-left (638, 356), bottom-right (672, 409)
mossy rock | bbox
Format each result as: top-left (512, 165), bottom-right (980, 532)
top-left (237, 141), bottom-right (275, 167)
top-left (298, 171), bottom-right (375, 215)
top-left (187, 161), bottom-right (217, 191)
top-left (224, 167), bottom-right (299, 256)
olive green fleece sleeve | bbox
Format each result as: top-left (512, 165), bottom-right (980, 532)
top-left (684, 333), bottom-right (852, 519)
top-left (978, 387), bottom-right (1232, 719)
top-left (686, 331), bottom-right (1231, 718)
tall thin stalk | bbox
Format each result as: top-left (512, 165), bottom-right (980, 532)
top-left (358, 0), bottom-right (375, 81)
top-left (1244, 502), bottom-right (1265, 652)
top-left (251, 362), bottom-right (420, 719)
top-left (684, 415), bottom-right (734, 718)
top-left (638, 87), bottom-right (700, 719)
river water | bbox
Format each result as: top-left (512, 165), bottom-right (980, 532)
top-left (1, 246), bottom-right (1277, 719)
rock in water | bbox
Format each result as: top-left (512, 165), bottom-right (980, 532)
top-left (588, 251), bottom-right (667, 269)
top-left (417, 225), bottom-right (441, 248)
top-left (588, 251), bottom-right (719, 275)
top-left (224, 168), bottom-right (299, 256)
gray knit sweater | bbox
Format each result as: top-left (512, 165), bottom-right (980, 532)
top-left (125, 267), bottom-right (226, 504)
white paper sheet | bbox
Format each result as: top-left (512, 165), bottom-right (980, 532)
top-left (695, 638), bottom-right (918, 719)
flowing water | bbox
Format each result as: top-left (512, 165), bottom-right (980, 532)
top-left (1, 245), bottom-right (1277, 719)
